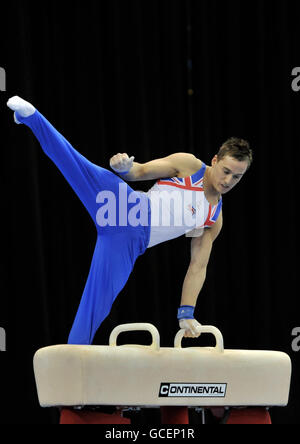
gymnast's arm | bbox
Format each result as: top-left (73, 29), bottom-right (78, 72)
top-left (179, 212), bottom-right (223, 336)
top-left (110, 152), bottom-right (199, 181)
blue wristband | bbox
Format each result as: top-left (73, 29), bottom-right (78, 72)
top-left (112, 168), bottom-right (130, 175)
top-left (177, 306), bottom-right (195, 320)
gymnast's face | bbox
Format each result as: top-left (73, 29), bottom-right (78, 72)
top-left (210, 155), bottom-right (249, 195)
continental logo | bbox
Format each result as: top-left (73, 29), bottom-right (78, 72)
top-left (159, 383), bottom-right (227, 398)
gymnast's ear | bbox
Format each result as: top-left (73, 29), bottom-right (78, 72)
top-left (211, 155), bottom-right (218, 166)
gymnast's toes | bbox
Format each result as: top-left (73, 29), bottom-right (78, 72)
top-left (7, 96), bottom-right (36, 118)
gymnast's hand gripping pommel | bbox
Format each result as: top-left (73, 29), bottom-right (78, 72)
top-left (177, 306), bottom-right (202, 338)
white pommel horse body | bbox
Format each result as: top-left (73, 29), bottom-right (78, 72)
top-left (33, 324), bottom-right (292, 425)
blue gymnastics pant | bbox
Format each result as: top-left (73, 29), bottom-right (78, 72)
top-left (15, 110), bottom-right (151, 345)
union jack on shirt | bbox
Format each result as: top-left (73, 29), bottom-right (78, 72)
top-left (157, 163), bottom-right (222, 229)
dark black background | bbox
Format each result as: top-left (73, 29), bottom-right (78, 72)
top-left (0, 0), bottom-right (299, 424)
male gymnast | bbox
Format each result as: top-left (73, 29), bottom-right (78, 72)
top-left (7, 96), bottom-right (253, 344)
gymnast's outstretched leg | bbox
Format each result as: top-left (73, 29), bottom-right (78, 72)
top-left (68, 231), bottom-right (146, 344)
top-left (7, 96), bottom-right (135, 225)
top-left (7, 97), bottom-right (150, 344)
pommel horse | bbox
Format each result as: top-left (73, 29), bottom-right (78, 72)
top-left (33, 324), bottom-right (292, 424)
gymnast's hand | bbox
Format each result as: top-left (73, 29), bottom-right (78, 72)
top-left (177, 306), bottom-right (202, 338)
top-left (179, 319), bottom-right (202, 338)
top-left (110, 153), bottom-right (135, 175)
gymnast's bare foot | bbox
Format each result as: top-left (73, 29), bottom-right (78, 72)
top-left (7, 96), bottom-right (36, 124)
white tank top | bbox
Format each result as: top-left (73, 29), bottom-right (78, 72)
top-left (146, 163), bottom-right (222, 248)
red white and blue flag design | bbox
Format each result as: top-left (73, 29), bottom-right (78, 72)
top-left (157, 164), bottom-right (222, 228)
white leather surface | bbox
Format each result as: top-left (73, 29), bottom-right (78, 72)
top-left (33, 324), bottom-right (292, 408)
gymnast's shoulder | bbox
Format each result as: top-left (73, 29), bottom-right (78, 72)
top-left (169, 153), bottom-right (203, 178)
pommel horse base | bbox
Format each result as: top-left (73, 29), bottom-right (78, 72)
top-left (33, 324), bottom-right (292, 425)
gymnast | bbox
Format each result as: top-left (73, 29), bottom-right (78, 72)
top-left (7, 96), bottom-right (253, 344)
